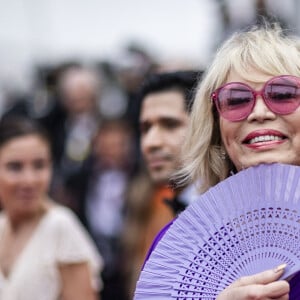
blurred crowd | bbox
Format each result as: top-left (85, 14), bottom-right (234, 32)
top-left (0, 1), bottom-right (297, 299)
top-left (0, 44), bottom-right (201, 299)
top-left (0, 47), bottom-right (135, 299)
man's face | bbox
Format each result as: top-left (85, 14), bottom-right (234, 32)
top-left (140, 90), bottom-right (189, 184)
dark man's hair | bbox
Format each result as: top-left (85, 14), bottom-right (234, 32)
top-left (138, 70), bottom-right (203, 113)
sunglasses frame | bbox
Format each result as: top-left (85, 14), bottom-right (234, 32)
top-left (211, 75), bottom-right (300, 122)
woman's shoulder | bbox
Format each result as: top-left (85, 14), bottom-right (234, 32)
top-left (44, 204), bottom-right (97, 251)
top-left (47, 205), bottom-right (103, 268)
top-left (45, 204), bottom-right (84, 230)
top-left (48, 204), bottom-right (77, 219)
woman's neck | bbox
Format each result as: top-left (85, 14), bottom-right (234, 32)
top-left (7, 200), bottom-right (51, 233)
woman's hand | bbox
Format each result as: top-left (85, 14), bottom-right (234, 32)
top-left (216, 264), bottom-right (290, 300)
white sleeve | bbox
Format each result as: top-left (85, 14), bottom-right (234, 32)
top-left (55, 207), bottom-right (104, 290)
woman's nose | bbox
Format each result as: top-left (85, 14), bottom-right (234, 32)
top-left (22, 168), bottom-right (38, 185)
top-left (246, 96), bottom-right (276, 122)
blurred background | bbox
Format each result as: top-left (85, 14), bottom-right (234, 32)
top-left (0, 0), bottom-right (299, 299)
top-left (0, 0), bottom-right (298, 114)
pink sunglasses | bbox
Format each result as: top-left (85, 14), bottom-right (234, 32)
top-left (211, 75), bottom-right (300, 121)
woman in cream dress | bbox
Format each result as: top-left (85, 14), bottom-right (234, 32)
top-left (0, 117), bottom-right (103, 300)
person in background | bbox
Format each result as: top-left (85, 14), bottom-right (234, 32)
top-left (137, 22), bottom-right (300, 299)
top-left (122, 70), bottom-right (202, 298)
top-left (64, 118), bottom-right (136, 300)
top-left (50, 66), bottom-right (102, 207)
top-left (0, 116), bottom-right (103, 300)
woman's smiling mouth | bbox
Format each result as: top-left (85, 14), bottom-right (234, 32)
top-left (247, 135), bottom-right (284, 144)
top-left (243, 130), bottom-right (287, 145)
top-left (242, 130), bottom-right (287, 150)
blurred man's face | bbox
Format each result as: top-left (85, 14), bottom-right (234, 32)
top-left (94, 126), bottom-right (132, 169)
top-left (140, 91), bottom-right (189, 185)
top-left (60, 69), bottom-right (98, 115)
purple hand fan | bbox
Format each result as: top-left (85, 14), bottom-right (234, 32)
top-left (134, 163), bottom-right (300, 300)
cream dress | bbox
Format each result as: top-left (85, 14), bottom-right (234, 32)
top-left (0, 205), bottom-right (103, 300)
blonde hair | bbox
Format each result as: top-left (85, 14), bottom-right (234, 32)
top-left (176, 23), bottom-right (300, 193)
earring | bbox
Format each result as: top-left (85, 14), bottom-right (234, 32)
top-left (220, 148), bottom-right (227, 160)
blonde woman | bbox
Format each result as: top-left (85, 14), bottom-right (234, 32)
top-left (136, 23), bottom-right (300, 299)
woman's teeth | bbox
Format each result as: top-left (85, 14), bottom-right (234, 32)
top-left (248, 135), bottom-right (283, 144)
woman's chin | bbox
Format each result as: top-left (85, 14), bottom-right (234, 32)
top-left (236, 155), bottom-right (299, 171)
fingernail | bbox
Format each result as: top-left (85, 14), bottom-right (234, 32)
top-left (274, 263), bottom-right (287, 273)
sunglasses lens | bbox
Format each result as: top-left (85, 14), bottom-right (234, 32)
top-left (264, 76), bottom-right (300, 114)
top-left (217, 83), bottom-right (253, 121)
